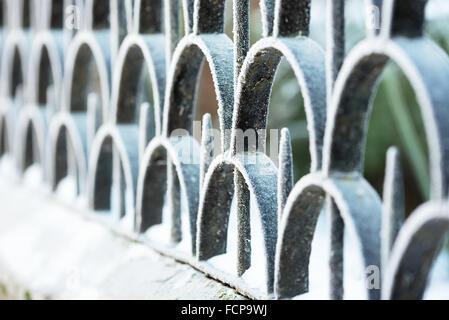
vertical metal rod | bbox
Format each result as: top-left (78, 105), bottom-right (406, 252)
top-left (328, 198), bottom-right (344, 300)
top-left (277, 128), bottom-right (293, 225)
top-left (381, 147), bottom-right (405, 273)
top-left (233, 0), bottom-right (251, 277)
top-left (200, 113), bottom-right (214, 191)
top-left (236, 170), bottom-right (251, 276)
top-left (233, 0), bottom-right (250, 86)
top-left (326, 0), bottom-right (345, 101)
top-left (112, 146), bottom-right (125, 220)
top-left (326, 0), bottom-right (345, 300)
top-left (167, 156), bottom-right (182, 243)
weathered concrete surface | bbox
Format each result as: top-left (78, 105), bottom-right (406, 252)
top-left (0, 170), bottom-right (244, 300)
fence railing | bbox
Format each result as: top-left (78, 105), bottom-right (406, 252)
top-left (0, 0), bottom-right (448, 300)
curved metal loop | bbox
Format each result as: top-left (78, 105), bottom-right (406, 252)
top-left (275, 173), bottom-right (382, 299)
top-left (136, 135), bottom-right (200, 254)
top-left (27, 33), bottom-right (64, 107)
top-left (197, 152), bottom-right (278, 295)
top-left (63, 32), bottom-right (112, 120)
top-left (87, 123), bottom-right (140, 224)
top-left (383, 201), bottom-right (449, 300)
top-left (15, 107), bottom-right (46, 174)
top-left (46, 112), bottom-right (88, 193)
top-left (0, 30), bottom-right (28, 99)
top-left (110, 33), bottom-right (166, 131)
top-left (324, 37), bottom-right (449, 200)
top-left (231, 36), bottom-right (326, 170)
top-left (162, 33), bottom-right (234, 151)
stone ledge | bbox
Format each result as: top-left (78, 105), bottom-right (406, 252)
top-left (0, 168), bottom-right (244, 300)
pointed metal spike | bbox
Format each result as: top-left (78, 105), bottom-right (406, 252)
top-left (381, 146), bottom-right (405, 272)
top-left (200, 113), bottom-right (214, 192)
top-left (15, 84), bottom-right (24, 106)
top-left (277, 128), bottom-right (293, 225)
top-left (167, 159), bottom-right (182, 243)
top-left (138, 102), bottom-right (150, 160)
top-left (87, 92), bottom-right (100, 152)
top-left (46, 85), bottom-right (56, 119)
top-left (235, 169), bottom-right (250, 277)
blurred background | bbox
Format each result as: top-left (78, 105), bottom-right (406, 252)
top-left (194, 0), bottom-right (449, 217)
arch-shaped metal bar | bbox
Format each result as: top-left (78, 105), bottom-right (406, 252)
top-left (193, 0), bottom-right (226, 34)
top-left (46, 112), bottom-right (88, 194)
top-left (15, 107), bottom-right (46, 174)
top-left (87, 123), bottom-right (139, 221)
top-left (231, 36), bottom-right (326, 171)
top-left (135, 135), bottom-right (200, 254)
top-left (162, 33), bottom-right (234, 151)
top-left (63, 31), bottom-right (111, 120)
top-left (275, 173), bottom-right (382, 299)
top-left (27, 32), bottom-right (64, 106)
top-left (324, 37), bottom-right (449, 200)
top-left (0, 31), bottom-right (28, 98)
top-left (110, 33), bottom-right (166, 133)
top-left (197, 152), bottom-right (278, 294)
top-left (383, 201), bottom-right (449, 300)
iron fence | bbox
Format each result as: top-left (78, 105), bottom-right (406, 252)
top-left (0, 0), bottom-right (448, 300)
